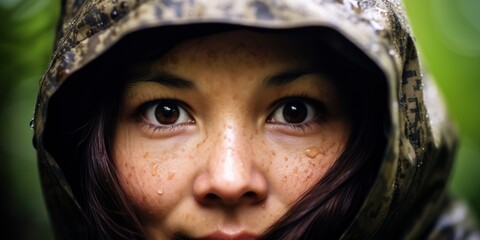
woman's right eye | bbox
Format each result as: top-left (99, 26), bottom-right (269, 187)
top-left (141, 100), bottom-right (194, 129)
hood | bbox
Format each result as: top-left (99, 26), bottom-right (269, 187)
top-left (33, 0), bottom-right (457, 239)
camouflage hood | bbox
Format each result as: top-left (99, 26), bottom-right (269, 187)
top-left (34, 0), bottom-right (460, 239)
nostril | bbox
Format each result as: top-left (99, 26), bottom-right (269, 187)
top-left (205, 193), bottom-right (219, 201)
top-left (243, 191), bottom-right (257, 199)
top-left (200, 191), bottom-right (262, 206)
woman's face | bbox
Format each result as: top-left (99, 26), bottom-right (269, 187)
top-left (114, 30), bottom-right (351, 239)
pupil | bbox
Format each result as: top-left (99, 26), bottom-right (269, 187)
top-left (155, 103), bottom-right (179, 124)
top-left (283, 102), bottom-right (307, 123)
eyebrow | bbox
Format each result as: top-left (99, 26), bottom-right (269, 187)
top-left (264, 69), bottom-right (319, 87)
top-left (130, 68), bottom-right (319, 89)
top-left (130, 71), bottom-right (195, 89)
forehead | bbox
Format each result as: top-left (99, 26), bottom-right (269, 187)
top-left (153, 30), bottom-right (318, 71)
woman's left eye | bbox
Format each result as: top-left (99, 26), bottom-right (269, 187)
top-left (267, 98), bottom-right (324, 125)
top-left (141, 100), bottom-right (194, 128)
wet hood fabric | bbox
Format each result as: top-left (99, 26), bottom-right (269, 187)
top-left (34, 0), bottom-right (461, 239)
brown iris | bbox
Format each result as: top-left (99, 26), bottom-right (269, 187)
top-left (155, 103), bottom-right (180, 125)
top-left (283, 102), bottom-right (308, 123)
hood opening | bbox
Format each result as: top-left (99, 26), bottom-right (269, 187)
top-left (42, 23), bottom-right (390, 220)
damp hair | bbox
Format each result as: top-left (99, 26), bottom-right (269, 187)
top-left (44, 25), bottom-right (387, 239)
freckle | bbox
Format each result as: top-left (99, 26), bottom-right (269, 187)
top-left (151, 163), bottom-right (158, 176)
top-left (181, 148), bottom-right (186, 153)
top-left (157, 188), bottom-right (164, 195)
top-left (282, 176), bottom-right (287, 182)
top-left (167, 170), bottom-right (176, 180)
top-left (262, 204), bottom-right (266, 209)
top-left (305, 147), bottom-right (321, 158)
top-left (271, 151), bottom-right (276, 156)
top-left (294, 167), bottom-right (298, 173)
top-left (284, 157), bottom-right (288, 162)
top-left (143, 152), bottom-right (149, 159)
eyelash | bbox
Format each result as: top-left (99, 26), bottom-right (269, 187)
top-left (133, 95), bottom-right (326, 134)
top-left (267, 95), bottom-right (326, 132)
top-left (134, 98), bottom-right (194, 133)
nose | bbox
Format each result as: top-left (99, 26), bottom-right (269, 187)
top-left (193, 126), bottom-right (268, 206)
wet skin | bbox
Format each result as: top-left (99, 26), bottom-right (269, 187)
top-left (114, 30), bottom-right (351, 239)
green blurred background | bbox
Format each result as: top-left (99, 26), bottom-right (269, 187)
top-left (0, 0), bottom-right (478, 238)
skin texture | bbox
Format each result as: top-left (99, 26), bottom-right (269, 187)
top-left (113, 30), bottom-right (351, 239)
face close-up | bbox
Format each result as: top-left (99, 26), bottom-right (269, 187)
top-left (113, 30), bottom-right (351, 239)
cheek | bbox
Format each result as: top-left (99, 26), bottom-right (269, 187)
top-left (267, 128), bottom-right (348, 204)
top-left (113, 127), bottom-right (195, 216)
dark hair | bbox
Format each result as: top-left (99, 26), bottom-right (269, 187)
top-left (45, 26), bottom-right (387, 239)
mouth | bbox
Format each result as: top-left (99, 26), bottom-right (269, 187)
top-left (196, 231), bottom-right (258, 240)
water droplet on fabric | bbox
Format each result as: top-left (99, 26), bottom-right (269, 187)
top-left (111, 8), bottom-right (119, 19)
top-left (417, 160), bottom-right (423, 168)
top-left (305, 147), bottom-right (321, 158)
top-left (86, 29), bottom-right (94, 37)
top-left (120, 1), bottom-right (128, 10)
top-left (29, 118), bottom-right (34, 129)
top-left (370, 44), bottom-right (381, 53)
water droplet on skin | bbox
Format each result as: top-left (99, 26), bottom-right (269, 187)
top-left (282, 176), bottom-right (287, 182)
top-left (305, 147), bottom-right (321, 158)
top-left (157, 188), bottom-right (164, 195)
top-left (151, 163), bottom-right (158, 176)
top-left (293, 167), bottom-right (298, 173)
top-left (167, 171), bottom-right (176, 180)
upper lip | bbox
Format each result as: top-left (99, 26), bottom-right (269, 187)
top-left (196, 231), bottom-right (258, 240)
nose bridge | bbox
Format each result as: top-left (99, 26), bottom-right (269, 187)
top-left (210, 121), bottom-right (252, 191)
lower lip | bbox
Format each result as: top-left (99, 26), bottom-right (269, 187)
top-left (196, 233), bottom-right (258, 240)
